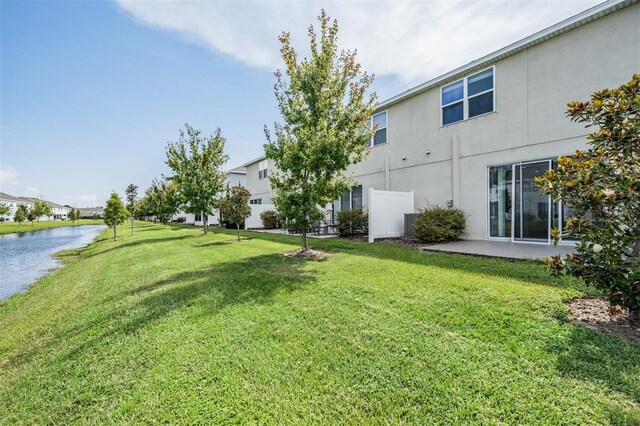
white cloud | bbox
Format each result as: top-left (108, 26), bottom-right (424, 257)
top-left (23, 186), bottom-right (40, 197)
top-left (0, 166), bottom-right (20, 190)
top-left (116, 0), bottom-right (601, 88)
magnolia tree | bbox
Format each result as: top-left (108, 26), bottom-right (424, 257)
top-left (104, 192), bottom-right (129, 241)
top-left (219, 185), bottom-right (252, 241)
top-left (166, 124), bottom-right (228, 235)
top-left (125, 184), bottom-right (138, 235)
top-left (264, 10), bottom-right (377, 252)
top-left (536, 74), bottom-right (640, 323)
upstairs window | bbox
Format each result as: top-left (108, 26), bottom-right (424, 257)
top-left (371, 111), bottom-right (387, 146)
top-left (441, 67), bottom-right (494, 126)
top-left (258, 160), bottom-right (268, 179)
top-left (250, 198), bottom-right (262, 205)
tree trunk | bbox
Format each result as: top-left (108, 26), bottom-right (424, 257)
top-left (113, 221), bottom-right (117, 241)
top-left (131, 218), bottom-right (134, 236)
top-left (203, 213), bottom-right (208, 235)
top-left (237, 223), bottom-right (240, 241)
top-left (301, 231), bottom-right (308, 252)
top-left (630, 309), bottom-right (639, 326)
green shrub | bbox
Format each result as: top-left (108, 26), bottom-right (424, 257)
top-left (414, 206), bottom-right (466, 243)
top-left (336, 208), bottom-right (368, 237)
top-left (260, 210), bottom-right (281, 229)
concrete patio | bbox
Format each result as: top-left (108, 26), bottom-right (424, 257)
top-left (420, 240), bottom-right (577, 260)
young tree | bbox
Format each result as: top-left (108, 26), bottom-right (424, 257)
top-left (145, 178), bottom-right (180, 225)
top-left (264, 10), bottom-right (377, 251)
top-left (0, 202), bottom-right (10, 221)
top-left (33, 199), bottom-right (52, 221)
top-left (166, 124), bottom-right (228, 235)
top-left (536, 74), bottom-right (640, 323)
top-left (219, 185), bottom-right (252, 241)
top-left (125, 184), bottom-right (138, 235)
top-left (27, 207), bottom-right (36, 226)
top-left (103, 192), bottom-right (129, 241)
top-left (14, 204), bottom-right (27, 226)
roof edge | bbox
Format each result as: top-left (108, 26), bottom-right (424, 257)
top-left (377, 0), bottom-right (634, 110)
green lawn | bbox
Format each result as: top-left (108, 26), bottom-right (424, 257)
top-left (0, 222), bottom-right (638, 424)
top-left (0, 218), bottom-right (104, 234)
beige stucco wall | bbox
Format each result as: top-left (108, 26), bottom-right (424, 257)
top-left (346, 3), bottom-right (640, 240)
top-left (244, 158), bottom-right (276, 204)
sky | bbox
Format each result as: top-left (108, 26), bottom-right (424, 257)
top-left (0, 0), bottom-right (601, 207)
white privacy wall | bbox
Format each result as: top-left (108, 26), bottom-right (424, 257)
top-left (368, 189), bottom-right (414, 243)
top-left (246, 204), bottom-right (276, 229)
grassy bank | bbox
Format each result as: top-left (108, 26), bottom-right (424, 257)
top-left (0, 218), bottom-right (104, 235)
top-left (0, 222), bottom-right (638, 424)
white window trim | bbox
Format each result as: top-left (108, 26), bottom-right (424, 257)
top-left (370, 110), bottom-right (388, 147)
top-left (339, 185), bottom-right (363, 211)
top-left (441, 66), bottom-right (495, 127)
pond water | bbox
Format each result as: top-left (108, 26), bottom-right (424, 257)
top-left (0, 225), bottom-right (107, 301)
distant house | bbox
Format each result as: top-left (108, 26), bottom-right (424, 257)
top-left (243, 0), bottom-right (640, 243)
top-left (77, 207), bottom-right (104, 219)
top-left (0, 192), bottom-right (34, 222)
top-left (18, 197), bottom-right (71, 221)
top-left (242, 156), bottom-right (275, 206)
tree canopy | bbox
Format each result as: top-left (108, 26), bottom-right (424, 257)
top-left (126, 184), bottom-right (138, 235)
top-left (219, 185), bottom-right (252, 241)
top-left (166, 124), bottom-right (229, 235)
top-left (104, 192), bottom-right (129, 241)
top-left (264, 10), bottom-right (377, 251)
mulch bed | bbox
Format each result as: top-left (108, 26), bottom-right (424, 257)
top-left (566, 298), bottom-right (639, 342)
top-left (284, 249), bottom-right (328, 261)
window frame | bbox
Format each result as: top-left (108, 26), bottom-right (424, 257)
top-left (339, 185), bottom-right (363, 211)
top-left (441, 66), bottom-right (495, 127)
top-left (258, 160), bottom-right (268, 180)
top-left (370, 110), bottom-right (388, 147)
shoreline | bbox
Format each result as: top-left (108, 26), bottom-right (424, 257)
top-left (0, 224), bottom-right (108, 302)
top-left (0, 219), bottom-right (104, 235)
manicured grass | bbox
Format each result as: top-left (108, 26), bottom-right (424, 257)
top-left (0, 218), bottom-right (104, 235)
top-left (0, 222), bottom-right (638, 424)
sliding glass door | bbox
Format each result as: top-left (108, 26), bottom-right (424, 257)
top-left (489, 160), bottom-right (570, 243)
top-left (514, 160), bottom-right (551, 242)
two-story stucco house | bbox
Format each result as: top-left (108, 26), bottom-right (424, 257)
top-left (242, 156), bottom-right (276, 206)
top-left (0, 192), bottom-right (34, 222)
top-left (245, 0), bottom-right (639, 243)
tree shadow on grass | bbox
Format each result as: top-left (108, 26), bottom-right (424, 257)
top-left (547, 324), bottom-right (640, 410)
top-left (232, 229), bottom-right (582, 290)
top-left (84, 235), bottom-right (195, 258)
top-left (5, 253), bottom-right (316, 369)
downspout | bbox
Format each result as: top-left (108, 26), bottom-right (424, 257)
top-left (452, 136), bottom-right (460, 208)
top-left (385, 155), bottom-right (390, 191)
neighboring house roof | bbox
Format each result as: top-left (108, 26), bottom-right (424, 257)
top-left (242, 155), bottom-right (266, 167)
top-left (17, 196), bottom-right (68, 209)
top-left (77, 207), bottom-right (104, 215)
top-left (0, 192), bottom-right (23, 203)
top-left (377, 0), bottom-right (635, 110)
top-left (227, 166), bottom-right (247, 174)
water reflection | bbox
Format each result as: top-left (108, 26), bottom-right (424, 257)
top-left (0, 225), bottom-right (106, 300)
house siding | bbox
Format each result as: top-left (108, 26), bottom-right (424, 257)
top-left (345, 2), bottom-right (640, 240)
